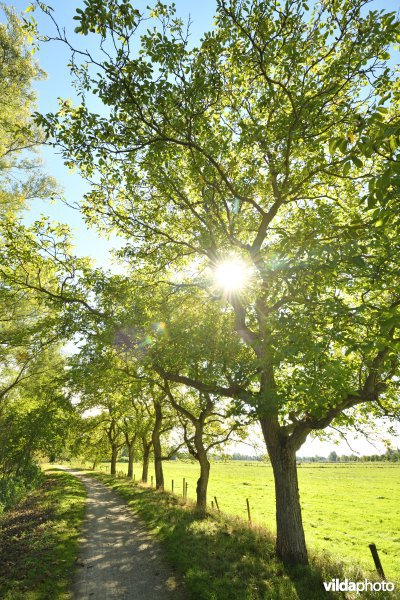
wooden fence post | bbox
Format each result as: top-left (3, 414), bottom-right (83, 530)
top-left (246, 498), bottom-right (251, 523)
top-left (151, 475), bottom-right (153, 487)
top-left (185, 482), bottom-right (188, 500)
top-left (172, 479), bottom-right (174, 494)
top-left (183, 478), bottom-right (186, 499)
top-left (214, 496), bottom-right (220, 512)
top-left (369, 543), bottom-right (385, 579)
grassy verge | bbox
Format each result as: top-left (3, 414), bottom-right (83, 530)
top-left (93, 460), bottom-right (400, 579)
top-left (0, 468), bottom-right (86, 600)
top-left (89, 471), bottom-right (399, 600)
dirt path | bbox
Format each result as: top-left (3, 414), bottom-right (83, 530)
top-left (63, 469), bottom-right (186, 600)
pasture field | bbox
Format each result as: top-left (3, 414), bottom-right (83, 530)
top-left (97, 460), bottom-right (400, 581)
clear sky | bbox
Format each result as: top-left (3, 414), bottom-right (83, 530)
top-left (10, 0), bottom-right (400, 456)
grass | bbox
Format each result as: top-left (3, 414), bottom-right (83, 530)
top-left (88, 470), bottom-right (400, 600)
top-left (0, 468), bottom-right (86, 600)
top-left (92, 460), bottom-right (400, 581)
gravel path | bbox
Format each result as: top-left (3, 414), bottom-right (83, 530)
top-left (64, 469), bottom-right (186, 600)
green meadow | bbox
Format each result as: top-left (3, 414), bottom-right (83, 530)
top-left (97, 460), bottom-right (400, 581)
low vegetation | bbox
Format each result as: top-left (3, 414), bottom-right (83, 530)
top-left (95, 460), bottom-right (400, 581)
top-left (90, 470), bottom-right (399, 600)
top-left (0, 468), bottom-right (86, 600)
top-left (0, 464), bottom-right (43, 516)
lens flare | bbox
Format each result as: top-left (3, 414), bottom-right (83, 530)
top-left (213, 257), bottom-right (251, 292)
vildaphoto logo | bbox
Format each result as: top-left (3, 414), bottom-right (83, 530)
top-left (323, 578), bottom-right (395, 593)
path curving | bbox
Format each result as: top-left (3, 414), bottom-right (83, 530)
top-left (63, 469), bottom-right (186, 600)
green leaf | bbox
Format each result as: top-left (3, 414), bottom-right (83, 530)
top-left (329, 138), bottom-right (340, 154)
top-left (389, 136), bottom-right (397, 152)
top-left (338, 138), bottom-right (348, 154)
top-left (343, 161), bottom-right (351, 175)
top-left (350, 255), bottom-right (366, 268)
top-left (351, 155), bottom-right (363, 168)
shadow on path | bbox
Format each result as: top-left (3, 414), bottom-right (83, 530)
top-left (63, 468), bottom-right (186, 600)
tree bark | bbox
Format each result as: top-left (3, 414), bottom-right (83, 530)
top-left (127, 443), bottom-right (135, 479)
top-left (191, 419), bottom-right (210, 513)
top-left (124, 429), bottom-right (136, 480)
top-left (106, 418), bottom-right (122, 477)
top-left (141, 437), bottom-right (151, 483)
top-left (110, 445), bottom-right (118, 476)
top-left (260, 416), bottom-right (308, 565)
top-left (152, 400), bottom-right (164, 490)
top-left (196, 450), bottom-right (210, 513)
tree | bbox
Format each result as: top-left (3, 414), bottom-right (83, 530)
top-left (163, 380), bottom-right (245, 512)
top-left (0, 346), bottom-right (74, 511)
top-left (328, 451), bottom-right (338, 463)
top-left (0, 6), bottom-right (71, 508)
top-left (0, 5), bottom-right (58, 409)
top-left (37, 0), bottom-right (400, 565)
top-left (0, 4), bottom-right (53, 219)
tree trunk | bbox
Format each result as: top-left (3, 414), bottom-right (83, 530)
top-left (110, 446), bottom-right (118, 476)
top-left (260, 416), bottom-right (308, 565)
top-left (152, 400), bottom-right (164, 490)
top-left (141, 438), bottom-right (151, 483)
top-left (196, 451), bottom-right (210, 513)
top-left (127, 443), bottom-right (135, 479)
top-left (191, 419), bottom-right (210, 513)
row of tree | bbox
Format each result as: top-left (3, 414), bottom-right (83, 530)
top-left (0, 7), bottom-right (77, 511)
top-left (1, 0), bottom-right (400, 568)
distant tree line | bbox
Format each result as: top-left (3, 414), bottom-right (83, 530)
top-left (296, 448), bottom-right (400, 463)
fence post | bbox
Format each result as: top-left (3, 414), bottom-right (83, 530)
top-left (369, 543), bottom-right (386, 579)
top-left (172, 479), bottom-right (174, 494)
top-left (211, 500), bottom-right (214, 510)
top-left (246, 498), bottom-right (251, 523)
top-left (151, 475), bottom-right (153, 487)
top-left (185, 482), bottom-right (188, 501)
top-left (214, 496), bottom-right (220, 512)
top-left (133, 473), bottom-right (135, 482)
top-left (183, 478), bottom-right (186, 499)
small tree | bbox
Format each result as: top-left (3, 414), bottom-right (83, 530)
top-left (163, 381), bottom-right (245, 512)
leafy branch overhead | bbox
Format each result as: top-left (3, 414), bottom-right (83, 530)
top-left (33, 0), bottom-right (400, 429)
top-left (14, 0), bottom-right (400, 565)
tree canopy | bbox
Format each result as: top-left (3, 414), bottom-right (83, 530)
top-left (9, 0), bottom-right (400, 565)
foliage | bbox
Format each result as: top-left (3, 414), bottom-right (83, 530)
top-left (37, 0), bottom-right (400, 436)
top-left (30, 0), bottom-right (400, 563)
top-left (0, 466), bottom-right (42, 515)
top-left (0, 4), bottom-right (54, 218)
top-left (0, 6), bottom-right (74, 507)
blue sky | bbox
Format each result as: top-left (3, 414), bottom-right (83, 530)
top-left (19, 0), bottom-right (218, 268)
top-left (9, 0), bottom-right (400, 455)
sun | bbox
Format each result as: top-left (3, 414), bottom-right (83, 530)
top-left (213, 257), bottom-right (251, 293)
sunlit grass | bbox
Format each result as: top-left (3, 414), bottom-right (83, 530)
top-left (91, 460), bottom-right (400, 581)
top-left (0, 468), bottom-right (86, 600)
top-left (90, 470), bottom-right (400, 600)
